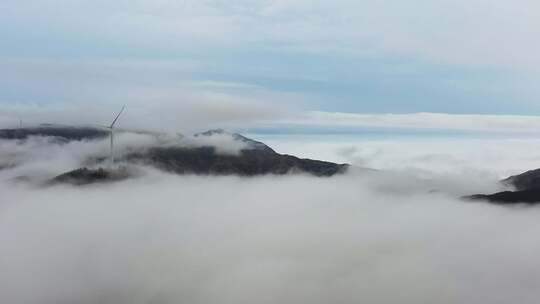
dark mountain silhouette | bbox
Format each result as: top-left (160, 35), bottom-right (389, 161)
top-left (0, 126), bottom-right (348, 185)
top-left (194, 129), bottom-right (276, 153)
top-left (50, 167), bottom-right (131, 186)
top-left (465, 169), bottom-right (540, 204)
top-left (124, 128), bottom-right (347, 177)
top-left (125, 146), bottom-right (346, 177)
top-left (502, 168), bottom-right (540, 191)
top-left (0, 125), bottom-right (108, 141)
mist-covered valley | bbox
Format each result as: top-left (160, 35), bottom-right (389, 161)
top-left (5, 0), bottom-right (540, 302)
top-left (2, 130), bottom-right (540, 303)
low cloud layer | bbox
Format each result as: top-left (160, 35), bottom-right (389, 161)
top-left (0, 130), bottom-right (263, 184)
top-left (7, 102), bottom-right (540, 136)
top-left (2, 170), bottom-right (540, 304)
top-left (1, 134), bottom-right (540, 303)
top-left (273, 111), bottom-right (540, 134)
top-left (0, 95), bottom-right (288, 133)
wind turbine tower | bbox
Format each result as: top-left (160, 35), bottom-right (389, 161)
top-left (108, 105), bottom-right (126, 167)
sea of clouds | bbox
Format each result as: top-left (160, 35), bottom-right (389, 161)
top-left (2, 132), bottom-right (540, 303)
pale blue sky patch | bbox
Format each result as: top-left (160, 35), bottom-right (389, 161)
top-left (1, 0), bottom-right (540, 118)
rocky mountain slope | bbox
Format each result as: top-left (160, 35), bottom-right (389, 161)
top-left (465, 169), bottom-right (540, 204)
top-left (0, 126), bottom-right (348, 185)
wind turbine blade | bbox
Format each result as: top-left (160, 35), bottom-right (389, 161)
top-left (109, 105), bottom-right (126, 128)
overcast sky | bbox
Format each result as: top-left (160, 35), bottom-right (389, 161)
top-left (2, 0), bottom-right (540, 118)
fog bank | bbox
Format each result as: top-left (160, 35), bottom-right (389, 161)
top-left (1, 134), bottom-right (540, 303)
top-left (2, 172), bottom-right (540, 304)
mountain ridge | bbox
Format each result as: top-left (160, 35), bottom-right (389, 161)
top-left (465, 169), bottom-right (540, 204)
top-left (0, 126), bottom-right (348, 185)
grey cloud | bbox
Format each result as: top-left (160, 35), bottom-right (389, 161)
top-left (1, 132), bottom-right (540, 303)
top-left (0, 169), bottom-right (538, 304)
top-left (3, 0), bottom-right (540, 68)
top-left (278, 111), bottom-right (540, 134)
top-left (0, 95), bottom-right (288, 133)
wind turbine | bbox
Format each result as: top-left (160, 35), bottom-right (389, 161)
top-left (107, 105), bottom-right (126, 167)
